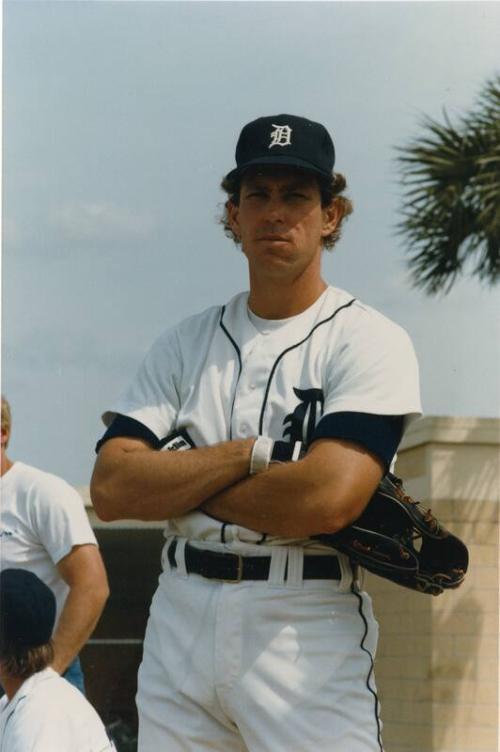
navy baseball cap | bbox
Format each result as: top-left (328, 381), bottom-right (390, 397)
top-left (0, 569), bottom-right (56, 648)
top-left (225, 114), bottom-right (335, 181)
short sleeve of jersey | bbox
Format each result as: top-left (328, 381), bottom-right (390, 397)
top-left (102, 327), bottom-right (181, 441)
top-left (30, 472), bottom-right (97, 565)
top-left (321, 302), bottom-right (422, 422)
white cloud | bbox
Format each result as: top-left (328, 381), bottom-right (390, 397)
top-left (50, 201), bottom-right (156, 242)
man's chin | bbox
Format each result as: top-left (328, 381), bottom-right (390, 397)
top-left (262, 249), bottom-right (296, 267)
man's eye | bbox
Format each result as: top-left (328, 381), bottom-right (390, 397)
top-left (287, 192), bottom-right (308, 200)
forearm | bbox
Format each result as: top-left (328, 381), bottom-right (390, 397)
top-left (202, 441), bottom-right (383, 537)
top-left (91, 438), bottom-right (255, 522)
top-left (202, 463), bottom-right (331, 537)
top-left (51, 584), bottom-right (108, 674)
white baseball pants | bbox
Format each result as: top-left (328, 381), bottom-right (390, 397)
top-left (137, 546), bottom-right (383, 752)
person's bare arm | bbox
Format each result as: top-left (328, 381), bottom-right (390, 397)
top-left (91, 435), bottom-right (255, 522)
top-left (51, 544), bottom-right (109, 674)
top-left (202, 438), bottom-right (384, 538)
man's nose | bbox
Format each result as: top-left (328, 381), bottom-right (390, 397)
top-left (263, 197), bottom-right (286, 224)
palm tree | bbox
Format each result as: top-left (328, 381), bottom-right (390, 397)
top-left (397, 76), bottom-right (500, 294)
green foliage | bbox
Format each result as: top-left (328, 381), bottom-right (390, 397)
top-left (397, 76), bottom-right (500, 294)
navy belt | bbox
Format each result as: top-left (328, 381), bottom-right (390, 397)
top-left (167, 540), bottom-right (341, 583)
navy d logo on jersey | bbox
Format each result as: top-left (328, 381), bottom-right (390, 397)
top-left (269, 124), bottom-right (293, 148)
top-left (282, 387), bottom-right (324, 445)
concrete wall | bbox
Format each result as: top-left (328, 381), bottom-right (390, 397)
top-left (373, 417), bottom-right (499, 752)
top-left (80, 416), bottom-right (499, 750)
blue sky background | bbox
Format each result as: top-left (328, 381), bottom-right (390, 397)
top-left (2, 1), bottom-right (499, 485)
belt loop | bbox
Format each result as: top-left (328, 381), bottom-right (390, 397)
top-left (286, 546), bottom-right (304, 587)
top-left (174, 537), bottom-right (188, 578)
top-left (267, 546), bottom-right (288, 586)
top-left (161, 539), bottom-right (173, 574)
top-left (338, 553), bottom-right (354, 592)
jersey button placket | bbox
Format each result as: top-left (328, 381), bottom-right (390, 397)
top-left (231, 352), bottom-right (265, 437)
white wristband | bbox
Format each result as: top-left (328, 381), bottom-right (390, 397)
top-left (250, 436), bottom-right (274, 475)
top-left (291, 441), bottom-right (303, 462)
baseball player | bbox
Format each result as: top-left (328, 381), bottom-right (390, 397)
top-left (91, 114), bottom-right (422, 751)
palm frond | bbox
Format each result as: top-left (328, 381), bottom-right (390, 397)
top-left (396, 74), bottom-right (500, 294)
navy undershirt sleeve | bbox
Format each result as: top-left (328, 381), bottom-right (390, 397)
top-left (95, 415), bottom-right (161, 453)
top-left (311, 412), bottom-right (405, 470)
top-left (97, 412), bottom-right (404, 470)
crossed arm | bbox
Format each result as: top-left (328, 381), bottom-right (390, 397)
top-left (91, 435), bottom-right (384, 538)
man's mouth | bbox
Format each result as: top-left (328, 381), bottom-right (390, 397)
top-left (258, 235), bottom-right (289, 242)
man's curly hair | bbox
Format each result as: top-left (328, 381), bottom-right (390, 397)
top-left (219, 169), bottom-right (353, 250)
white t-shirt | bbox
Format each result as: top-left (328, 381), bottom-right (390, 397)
top-left (0, 462), bottom-right (98, 625)
top-left (0, 668), bottom-right (115, 752)
top-left (103, 286), bottom-right (422, 550)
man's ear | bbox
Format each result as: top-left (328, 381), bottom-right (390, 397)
top-left (321, 199), bottom-right (341, 238)
top-left (227, 200), bottom-right (240, 240)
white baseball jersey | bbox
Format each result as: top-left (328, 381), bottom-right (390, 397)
top-left (100, 284), bottom-right (422, 752)
top-left (102, 285), bottom-right (421, 549)
top-left (0, 462), bottom-right (98, 626)
top-left (0, 668), bottom-right (115, 752)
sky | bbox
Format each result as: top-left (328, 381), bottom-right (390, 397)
top-left (2, 0), bottom-right (499, 485)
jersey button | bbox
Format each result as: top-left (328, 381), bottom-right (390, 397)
top-left (249, 383), bottom-right (256, 390)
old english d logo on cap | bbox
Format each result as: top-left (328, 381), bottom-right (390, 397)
top-left (225, 114), bottom-right (335, 180)
top-left (269, 124), bottom-right (293, 148)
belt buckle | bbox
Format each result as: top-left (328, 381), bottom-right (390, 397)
top-left (223, 553), bottom-right (243, 583)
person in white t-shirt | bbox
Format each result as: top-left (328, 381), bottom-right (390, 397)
top-left (0, 397), bottom-right (109, 693)
top-left (0, 568), bottom-right (116, 752)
